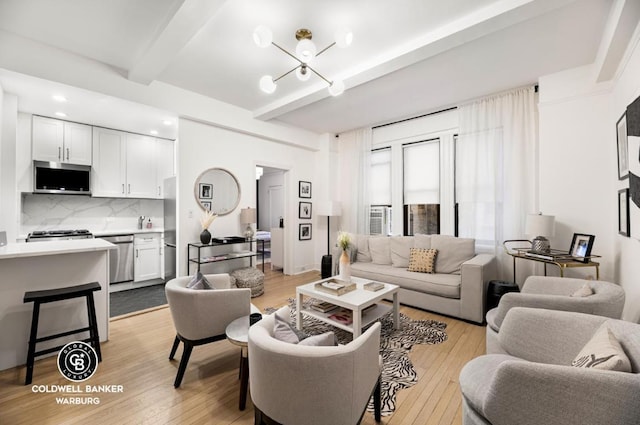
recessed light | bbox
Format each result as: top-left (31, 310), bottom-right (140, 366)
top-left (162, 120), bottom-right (173, 126)
top-left (52, 95), bottom-right (67, 102)
top-left (55, 112), bottom-right (67, 117)
top-left (150, 130), bottom-right (158, 135)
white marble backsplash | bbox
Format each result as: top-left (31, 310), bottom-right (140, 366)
top-left (21, 194), bottom-right (164, 235)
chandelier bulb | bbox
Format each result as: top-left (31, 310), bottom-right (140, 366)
top-left (253, 25), bottom-right (273, 48)
top-left (328, 80), bottom-right (345, 96)
top-left (259, 75), bottom-right (277, 94)
top-left (296, 39), bottom-right (317, 64)
top-left (335, 28), bottom-right (353, 48)
top-left (296, 65), bottom-right (311, 81)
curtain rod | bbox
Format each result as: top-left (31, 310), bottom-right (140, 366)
top-left (372, 106), bottom-right (457, 130)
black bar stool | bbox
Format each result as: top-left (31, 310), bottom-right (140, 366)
top-left (23, 281), bottom-right (102, 385)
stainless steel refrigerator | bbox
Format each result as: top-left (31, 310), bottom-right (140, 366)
top-left (163, 176), bottom-right (177, 281)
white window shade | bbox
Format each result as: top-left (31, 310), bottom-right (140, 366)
top-left (370, 148), bottom-right (391, 205)
top-left (403, 141), bottom-right (439, 204)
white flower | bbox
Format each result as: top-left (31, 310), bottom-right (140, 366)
top-left (200, 210), bottom-right (218, 230)
top-left (337, 231), bottom-right (351, 251)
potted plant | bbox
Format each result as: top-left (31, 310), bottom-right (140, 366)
top-left (199, 210), bottom-right (217, 244)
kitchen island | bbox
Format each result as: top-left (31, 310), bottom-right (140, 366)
top-left (0, 239), bottom-right (115, 371)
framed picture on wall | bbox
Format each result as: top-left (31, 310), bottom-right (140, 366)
top-left (299, 181), bottom-right (312, 198)
top-left (299, 223), bottom-right (312, 240)
top-left (199, 183), bottom-right (213, 199)
top-left (617, 112), bottom-right (629, 180)
top-left (299, 202), bottom-right (312, 219)
top-left (569, 233), bottom-right (595, 263)
top-left (619, 188), bottom-right (630, 237)
top-left (201, 201), bottom-right (212, 212)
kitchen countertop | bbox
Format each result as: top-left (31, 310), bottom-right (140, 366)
top-left (0, 238), bottom-right (116, 260)
top-left (93, 228), bottom-right (165, 237)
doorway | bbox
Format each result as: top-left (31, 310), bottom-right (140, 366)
top-left (256, 166), bottom-right (286, 271)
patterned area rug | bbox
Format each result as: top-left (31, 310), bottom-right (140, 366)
top-left (265, 298), bottom-right (448, 416)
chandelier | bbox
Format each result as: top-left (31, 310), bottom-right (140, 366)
top-left (253, 26), bottom-right (353, 96)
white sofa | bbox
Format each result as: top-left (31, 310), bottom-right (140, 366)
top-left (341, 234), bottom-right (497, 324)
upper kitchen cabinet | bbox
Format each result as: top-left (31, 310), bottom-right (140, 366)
top-left (32, 116), bottom-right (92, 166)
top-left (92, 127), bottom-right (174, 199)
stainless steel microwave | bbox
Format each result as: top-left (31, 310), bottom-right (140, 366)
top-left (33, 161), bottom-right (91, 195)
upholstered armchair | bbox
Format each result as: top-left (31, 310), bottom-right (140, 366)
top-left (486, 276), bottom-right (624, 353)
top-left (460, 307), bottom-right (640, 425)
top-left (248, 311), bottom-right (382, 425)
top-left (165, 273), bottom-right (252, 388)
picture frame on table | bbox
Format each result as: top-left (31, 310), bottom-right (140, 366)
top-left (299, 202), bottom-right (312, 219)
top-left (617, 112), bottom-right (629, 180)
top-left (619, 188), bottom-right (630, 237)
top-left (199, 183), bottom-right (213, 199)
top-left (201, 201), bottom-right (212, 211)
top-left (299, 223), bottom-right (312, 241)
top-left (569, 233), bottom-right (595, 263)
top-left (299, 181), bottom-right (312, 198)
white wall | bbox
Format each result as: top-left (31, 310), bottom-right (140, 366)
top-left (538, 32), bottom-right (640, 321)
top-left (177, 118), bottom-right (321, 277)
top-left (0, 91), bottom-right (19, 241)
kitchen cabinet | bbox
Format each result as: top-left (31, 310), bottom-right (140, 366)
top-left (32, 116), bottom-right (92, 165)
top-left (92, 127), bottom-right (173, 199)
top-left (134, 233), bottom-right (161, 282)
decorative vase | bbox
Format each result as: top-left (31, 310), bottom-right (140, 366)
top-left (339, 249), bottom-right (351, 282)
top-left (200, 229), bottom-right (211, 245)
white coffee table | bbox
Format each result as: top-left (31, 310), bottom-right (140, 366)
top-left (296, 276), bottom-right (399, 338)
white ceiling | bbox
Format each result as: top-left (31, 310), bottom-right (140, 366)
top-left (0, 0), bottom-right (631, 135)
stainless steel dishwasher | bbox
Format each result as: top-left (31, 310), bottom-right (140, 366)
top-left (101, 234), bottom-right (134, 285)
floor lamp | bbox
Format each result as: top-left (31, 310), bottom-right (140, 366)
top-left (318, 201), bottom-right (342, 278)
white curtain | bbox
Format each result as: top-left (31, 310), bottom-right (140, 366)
top-left (338, 128), bottom-right (372, 235)
top-left (456, 86), bottom-right (538, 280)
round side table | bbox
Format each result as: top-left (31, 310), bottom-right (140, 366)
top-left (226, 312), bottom-right (261, 410)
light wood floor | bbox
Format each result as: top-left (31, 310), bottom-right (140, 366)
top-left (0, 268), bottom-right (485, 425)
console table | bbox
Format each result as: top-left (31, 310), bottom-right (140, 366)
top-left (187, 238), bottom-right (265, 274)
top-left (504, 240), bottom-right (600, 285)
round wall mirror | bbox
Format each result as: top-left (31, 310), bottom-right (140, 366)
top-left (194, 167), bottom-right (241, 216)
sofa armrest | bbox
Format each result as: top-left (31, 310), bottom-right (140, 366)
top-left (459, 254), bottom-right (497, 323)
top-left (498, 307), bottom-right (607, 364)
top-left (484, 361), bottom-right (640, 425)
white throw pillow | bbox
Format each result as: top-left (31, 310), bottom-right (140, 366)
top-left (298, 332), bottom-right (337, 346)
top-left (571, 324), bottom-right (631, 372)
top-left (571, 283), bottom-right (594, 297)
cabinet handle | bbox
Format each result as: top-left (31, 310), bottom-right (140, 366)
top-left (136, 249), bottom-right (139, 258)
top-left (122, 184), bottom-right (125, 194)
top-left (66, 148), bottom-right (70, 161)
top-left (58, 147), bottom-right (61, 161)
top-left (158, 186), bottom-right (161, 196)
top-left (128, 184), bottom-right (131, 194)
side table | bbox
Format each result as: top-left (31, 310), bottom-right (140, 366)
top-left (225, 312), bottom-right (261, 410)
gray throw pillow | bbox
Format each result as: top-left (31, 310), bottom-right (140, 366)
top-left (187, 271), bottom-right (213, 290)
top-left (273, 307), bottom-right (308, 343)
top-left (298, 332), bottom-right (337, 346)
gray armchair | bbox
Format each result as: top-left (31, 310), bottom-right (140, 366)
top-left (165, 273), bottom-right (252, 388)
top-left (248, 310), bottom-right (382, 425)
top-left (486, 276), bottom-right (625, 353)
top-left (460, 307), bottom-right (640, 425)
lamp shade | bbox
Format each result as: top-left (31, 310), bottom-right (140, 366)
top-left (525, 214), bottom-right (555, 238)
top-left (240, 207), bottom-right (257, 224)
top-left (318, 201), bottom-right (342, 217)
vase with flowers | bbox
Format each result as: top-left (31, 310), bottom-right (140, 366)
top-left (199, 210), bottom-right (217, 244)
top-left (337, 231), bottom-right (352, 282)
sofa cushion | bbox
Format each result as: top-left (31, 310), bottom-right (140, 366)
top-left (390, 236), bottom-right (415, 268)
top-left (369, 237), bottom-right (392, 265)
top-left (354, 234), bottom-right (371, 263)
top-left (571, 324), bottom-right (631, 372)
top-left (407, 248), bottom-right (438, 273)
top-left (351, 262), bottom-right (461, 298)
top-left (414, 234), bottom-right (432, 249)
top-left (431, 235), bottom-right (475, 274)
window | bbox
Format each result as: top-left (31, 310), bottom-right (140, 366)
top-left (370, 148), bottom-right (392, 235)
top-left (403, 140), bottom-right (440, 235)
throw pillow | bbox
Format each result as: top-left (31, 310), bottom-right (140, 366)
top-left (571, 283), bottom-right (594, 297)
top-left (355, 234), bottom-right (372, 263)
top-left (273, 306), bottom-right (308, 343)
top-left (298, 332), bottom-right (337, 346)
top-left (186, 271), bottom-right (213, 290)
top-left (390, 236), bottom-right (415, 268)
top-left (571, 324), bottom-right (632, 372)
top-left (430, 235), bottom-right (475, 274)
top-left (369, 237), bottom-right (392, 265)
top-left (408, 248), bottom-right (438, 273)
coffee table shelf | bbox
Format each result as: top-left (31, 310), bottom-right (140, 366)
top-left (300, 303), bottom-right (393, 334)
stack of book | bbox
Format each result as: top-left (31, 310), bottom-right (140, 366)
top-left (524, 250), bottom-right (573, 261)
top-left (310, 301), bottom-right (339, 313)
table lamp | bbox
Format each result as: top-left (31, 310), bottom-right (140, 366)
top-left (240, 207), bottom-right (257, 239)
top-left (525, 213), bottom-right (555, 253)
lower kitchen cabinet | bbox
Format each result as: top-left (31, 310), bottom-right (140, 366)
top-left (134, 233), bottom-right (161, 282)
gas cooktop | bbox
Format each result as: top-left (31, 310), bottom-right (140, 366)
top-left (26, 229), bottom-right (93, 242)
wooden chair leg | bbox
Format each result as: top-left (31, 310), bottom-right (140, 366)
top-left (374, 375), bottom-right (382, 423)
top-left (169, 336), bottom-right (180, 360)
top-left (254, 406), bottom-right (263, 425)
top-left (174, 342), bottom-right (193, 388)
